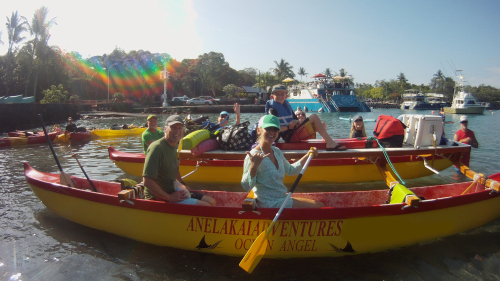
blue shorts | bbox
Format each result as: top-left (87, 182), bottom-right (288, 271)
top-left (177, 197), bottom-right (199, 205)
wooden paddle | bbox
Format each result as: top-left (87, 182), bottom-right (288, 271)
top-left (239, 148), bottom-right (316, 273)
top-left (38, 114), bottom-right (76, 188)
top-left (72, 153), bottom-right (97, 192)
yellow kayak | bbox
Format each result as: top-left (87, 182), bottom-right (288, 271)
top-left (93, 127), bottom-right (146, 137)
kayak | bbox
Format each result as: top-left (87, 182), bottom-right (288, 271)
top-left (0, 132), bottom-right (57, 147)
top-left (57, 131), bottom-right (93, 142)
top-left (92, 128), bottom-right (146, 137)
top-left (108, 139), bottom-right (470, 183)
top-left (24, 161), bottom-right (500, 259)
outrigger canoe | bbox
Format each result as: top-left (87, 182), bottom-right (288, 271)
top-left (108, 139), bottom-right (470, 184)
top-left (0, 132), bottom-right (57, 147)
top-left (24, 161), bottom-right (500, 259)
top-left (92, 127), bottom-right (146, 137)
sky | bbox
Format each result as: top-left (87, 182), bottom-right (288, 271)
top-left (1, 0), bottom-right (500, 88)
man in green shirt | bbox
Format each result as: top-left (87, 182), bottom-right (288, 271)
top-left (142, 115), bottom-right (164, 154)
top-left (142, 115), bottom-right (216, 206)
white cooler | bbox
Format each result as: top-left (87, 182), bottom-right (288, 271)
top-left (398, 114), bottom-right (444, 149)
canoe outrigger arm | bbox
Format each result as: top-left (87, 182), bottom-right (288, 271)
top-left (450, 158), bottom-right (500, 193)
top-left (421, 157), bottom-right (456, 183)
top-left (181, 161), bottom-right (206, 179)
top-left (374, 157), bottom-right (420, 208)
top-left (240, 190), bottom-right (261, 215)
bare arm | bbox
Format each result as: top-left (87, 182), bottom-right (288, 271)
top-left (296, 149), bottom-right (318, 167)
top-left (143, 176), bottom-right (188, 202)
top-left (234, 103), bottom-right (241, 125)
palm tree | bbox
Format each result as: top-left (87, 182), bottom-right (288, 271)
top-left (397, 72), bottom-right (408, 89)
top-left (298, 67), bottom-right (307, 82)
top-left (24, 6), bottom-right (57, 97)
top-left (430, 70), bottom-right (445, 91)
top-left (6, 11), bottom-right (28, 59)
top-left (323, 68), bottom-right (332, 78)
top-left (334, 68), bottom-right (353, 86)
top-left (334, 68), bottom-right (348, 77)
top-left (5, 11), bottom-right (28, 95)
top-left (32, 32), bottom-right (58, 101)
top-left (273, 58), bottom-right (294, 81)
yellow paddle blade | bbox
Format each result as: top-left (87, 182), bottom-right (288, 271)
top-left (239, 226), bottom-right (271, 273)
top-left (60, 172), bottom-right (77, 188)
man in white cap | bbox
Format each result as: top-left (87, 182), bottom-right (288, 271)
top-left (142, 115), bottom-right (216, 206)
top-left (454, 115), bottom-right (478, 166)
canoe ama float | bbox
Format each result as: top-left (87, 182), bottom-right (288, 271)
top-left (24, 162), bottom-right (500, 259)
top-left (108, 139), bottom-right (470, 184)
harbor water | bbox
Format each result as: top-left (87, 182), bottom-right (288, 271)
top-left (1, 108), bottom-right (500, 280)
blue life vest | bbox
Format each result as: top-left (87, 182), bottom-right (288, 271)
top-left (265, 100), bottom-right (294, 126)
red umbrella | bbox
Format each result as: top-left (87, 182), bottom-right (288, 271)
top-left (311, 73), bottom-right (326, 78)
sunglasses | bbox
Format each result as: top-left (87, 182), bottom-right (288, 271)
top-left (220, 115), bottom-right (228, 119)
top-left (297, 113), bottom-right (305, 116)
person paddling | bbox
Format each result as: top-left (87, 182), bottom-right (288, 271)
top-left (241, 115), bottom-right (324, 208)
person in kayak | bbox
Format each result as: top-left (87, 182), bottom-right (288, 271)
top-left (265, 84), bottom-right (346, 151)
top-left (241, 115), bottom-right (324, 208)
top-left (141, 115), bottom-right (164, 154)
top-left (350, 115), bottom-right (367, 138)
top-left (143, 115), bottom-right (216, 206)
top-left (65, 117), bottom-right (77, 133)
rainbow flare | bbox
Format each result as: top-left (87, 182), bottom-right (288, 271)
top-left (59, 49), bottom-right (176, 99)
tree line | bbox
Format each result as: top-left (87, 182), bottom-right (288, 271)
top-left (1, 7), bottom-right (499, 106)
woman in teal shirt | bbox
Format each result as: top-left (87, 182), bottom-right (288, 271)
top-left (241, 115), bottom-right (324, 208)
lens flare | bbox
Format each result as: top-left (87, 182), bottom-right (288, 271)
top-left (59, 48), bottom-right (175, 99)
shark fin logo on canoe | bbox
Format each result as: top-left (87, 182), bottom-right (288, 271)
top-left (329, 241), bottom-right (355, 253)
top-left (195, 235), bottom-right (222, 250)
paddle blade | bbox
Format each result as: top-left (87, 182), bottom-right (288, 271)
top-left (239, 230), bottom-right (269, 273)
top-left (60, 172), bottom-right (77, 188)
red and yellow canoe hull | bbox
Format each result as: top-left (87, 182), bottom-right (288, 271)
top-left (24, 163), bottom-right (500, 258)
top-left (113, 157), bottom-right (452, 184)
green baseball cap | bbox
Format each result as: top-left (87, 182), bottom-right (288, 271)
top-left (147, 115), bottom-right (157, 121)
top-left (259, 115), bottom-right (280, 129)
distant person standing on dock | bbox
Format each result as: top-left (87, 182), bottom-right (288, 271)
top-left (142, 115), bottom-right (164, 154)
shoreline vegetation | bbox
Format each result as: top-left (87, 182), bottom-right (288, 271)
top-left (1, 6), bottom-right (500, 110)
